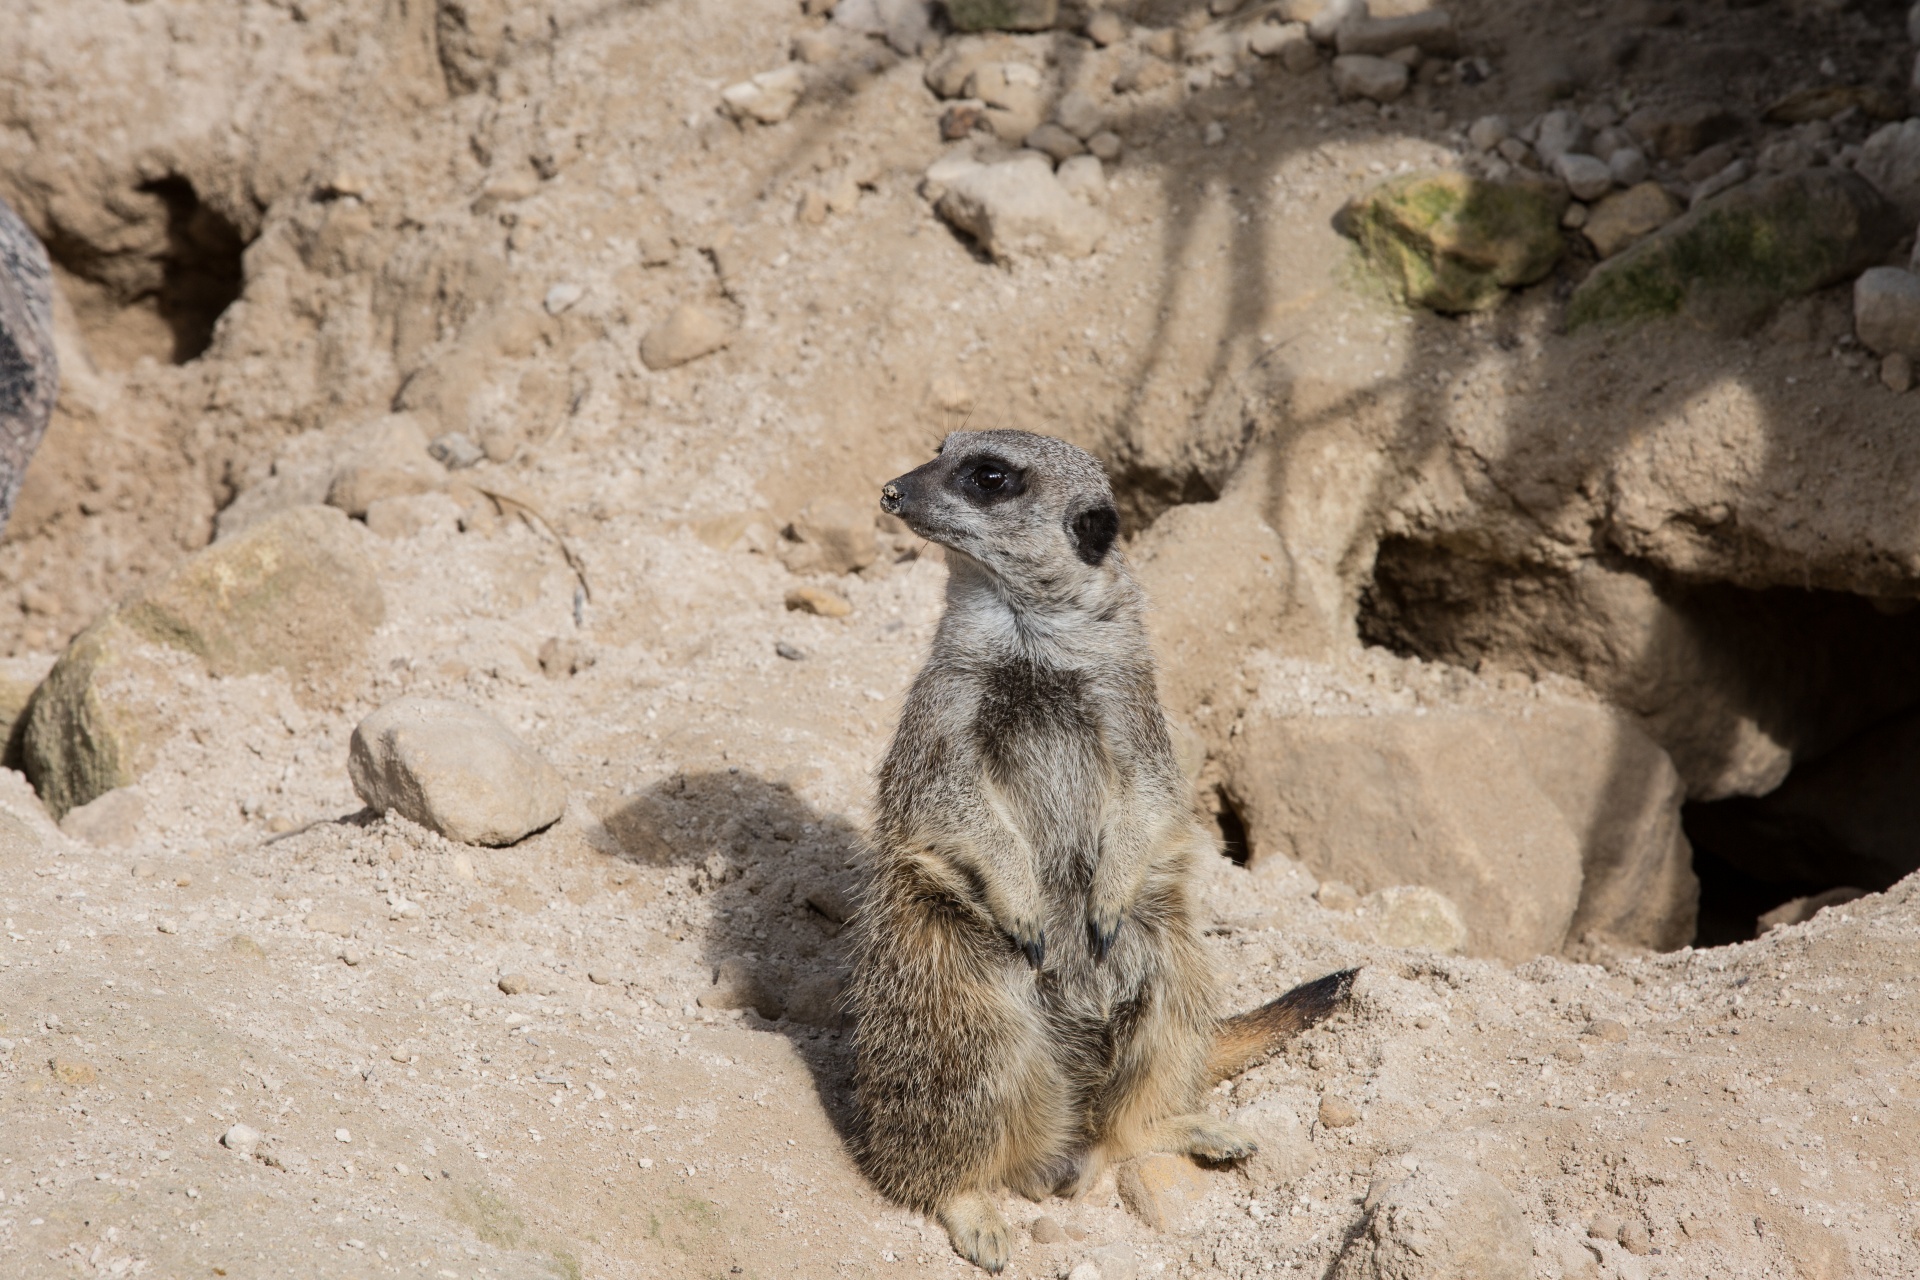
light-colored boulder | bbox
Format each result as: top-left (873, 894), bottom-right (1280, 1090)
top-left (348, 697), bottom-right (568, 846)
top-left (1331, 55), bottom-right (1408, 103)
top-left (1230, 1098), bottom-right (1315, 1189)
top-left (1222, 706), bottom-right (1585, 960)
top-left (934, 155), bottom-right (1110, 260)
top-left (640, 302), bottom-right (733, 370)
top-left (324, 414), bottom-right (448, 518)
top-left (24, 506), bottom-right (385, 816)
top-left (1116, 1154), bottom-right (1213, 1233)
top-left (1856, 118), bottom-right (1920, 222)
top-left (1332, 1158), bottom-right (1533, 1280)
top-left (1854, 266), bottom-right (1920, 359)
top-left (1339, 172), bottom-right (1566, 313)
top-left (1582, 182), bottom-right (1682, 259)
top-left (720, 67), bottom-right (805, 125)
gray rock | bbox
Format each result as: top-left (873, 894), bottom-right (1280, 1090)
top-left (1335, 10), bottom-right (1457, 57)
top-left (719, 67), bottom-right (805, 125)
top-left (0, 196), bottom-right (55, 539)
top-left (1024, 122), bottom-right (1085, 163)
top-left (1855, 266), bottom-right (1920, 358)
top-left (1533, 109), bottom-right (1588, 165)
top-left (1087, 130), bottom-right (1124, 162)
top-left (1608, 146), bottom-right (1649, 187)
top-left (348, 697), bottom-right (568, 846)
top-left (934, 154), bottom-right (1109, 260)
top-left (1555, 152), bottom-right (1613, 201)
top-left (221, 1123), bottom-right (263, 1157)
top-left (943, 0), bottom-right (1057, 32)
top-left (1467, 114), bottom-right (1509, 152)
top-left (1331, 54), bottom-right (1407, 103)
top-left (1689, 158), bottom-right (1751, 209)
top-left (1333, 1158), bottom-right (1533, 1280)
top-left (428, 432), bottom-right (485, 470)
top-left (830, 0), bottom-right (933, 53)
top-left (1857, 118), bottom-right (1920, 222)
top-left (1053, 90), bottom-right (1103, 140)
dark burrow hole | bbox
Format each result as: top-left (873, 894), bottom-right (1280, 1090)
top-left (45, 174), bottom-right (245, 367)
top-left (1213, 787), bottom-right (1251, 866)
top-left (138, 176), bottom-right (245, 363)
top-left (1360, 536), bottom-right (1920, 947)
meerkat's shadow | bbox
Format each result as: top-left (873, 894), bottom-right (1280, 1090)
top-left (599, 769), bottom-right (868, 1144)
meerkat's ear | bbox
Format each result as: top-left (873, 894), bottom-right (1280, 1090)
top-left (1069, 503), bottom-right (1120, 566)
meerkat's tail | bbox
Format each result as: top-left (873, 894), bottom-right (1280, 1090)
top-left (1206, 968), bottom-right (1358, 1084)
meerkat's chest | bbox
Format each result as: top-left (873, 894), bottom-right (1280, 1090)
top-left (971, 661), bottom-right (1112, 837)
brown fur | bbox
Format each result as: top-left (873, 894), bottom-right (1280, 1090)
top-left (846, 431), bottom-right (1352, 1272)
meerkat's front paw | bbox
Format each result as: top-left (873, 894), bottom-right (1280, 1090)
top-left (1005, 916), bottom-right (1046, 970)
top-left (1086, 900), bottom-right (1124, 962)
top-left (940, 1191), bottom-right (1012, 1273)
top-left (1169, 1116), bottom-right (1259, 1163)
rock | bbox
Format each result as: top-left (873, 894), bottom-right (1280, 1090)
top-left (1316, 880), bottom-right (1361, 911)
top-left (720, 67), bottom-right (805, 125)
top-left (1085, 11), bottom-right (1126, 45)
top-left (1568, 170), bottom-right (1902, 331)
top-left (1624, 102), bottom-right (1741, 162)
top-left (781, 501), bottom-right (879, 575)
top-left (1618, 1218), bottom-right (1652, 1256)
top-left (427, 432), bottom-right (484, 470)
top-left (1534, 109), bottom-right (1589, 165)
top-left (1053, 90), bottom-right (1102, 140)
top-left (832, 0), bottom-right (934, 53)
top-left (1467, 114), bottom-right (1509, 152)
top-left (48, 1055), bottom-right (96, 1087)
top-left (1251, 20), bottom-right (1310, 62)
top-left (1116, 1153), bottom-right (1212, 1233)
top-left (1764, 85), bottom-right (1904, 126)
top-left (1086, 1243), bottom-right (1139, 1280)
top-left (640, 302), bottom-right (734, 370)
top-left (324, 415), bottom-right (449, 519)
top-left (1560, 202), bottom-right (1589, 231)
top-left (1508, 703), bottom-right (1699, 951)
top-left (964, 62), bottom-right (1045, 141)
top-left (221, 1123), bottom-right (263, 1157)
top-left (305, 908), bottom-right (358, 936)
top-left (1884, 352), bottom-right (1914, 393)
top-left (1581, 182), bottom-right (1682, 259)
top-left (1307, 0), bottom-right (1368, 45)
top-left (1607, 146), bottom-right (1649, 187)
top-left (934, 154), bottom-right (1110, 260)
top-left (1332, 1158), bottom-right (1532, 1280)
top-left (924, 38), bottom-right (1015, 99)
top-left (1758, 886), bottom-right (1867, 934)
top-left (1689, 158), bottom-right (1751, 209)
top-left (1854, 266), bottom-right (1920, 358)
top-left (0, 196), bottom-right (55, 538)
top-left (700, 956), bottom-right (783, 1017)
top-left (1056, 155), bottom-right (1107, 206)
top-left (348, 697), bottom-right (568, 847)
top-left (1363, 885), bottom-right (1468, 953)
top-left (497, 972), bottom-right (531, 995)
top-left (944, 0), bottom-right (1056, 31)
top-left (785, 586), bottom-right (853, 618)
top-left (1339, 172), bottom-right (1567, 313)
top-left (1331, 55), bottom-right (1407, 103)
top-left (1030, 1215), bottom-right (1069, 1244)
top-left (1024, 122), bottom-right (1085, 163)
top-left (57, 787), bottom-right (146, 848)
top-left (1231, 1098), bottom-right (1314, 1188)
top-left (1222, 706), bottom-right (1584, 959)
top-left (1318, 1094), bottom-right (1360, 1128)
top-left (23, 505), bottom-right (385, 816)
top-left (364, 492), bottom-right (460, 540)
top-left (1555, 153), bottom-right (1613, 201)
top-left (1087, 131), bottom-right (1123, 162)
top-left (1335, 10), bottom-right (1457, 57)
top-left (1495, 136), bottom-right (1536, 168)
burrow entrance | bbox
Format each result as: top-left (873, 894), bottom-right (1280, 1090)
top-left (46, 174), bottom-right (246, 369)
top-left (1360, 537), bottom-right (1920, 947)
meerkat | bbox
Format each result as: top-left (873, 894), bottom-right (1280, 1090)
top-left (847, 429), bottom-right (1354, 1273)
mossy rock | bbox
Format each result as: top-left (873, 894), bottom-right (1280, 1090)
top-left (23, 505), bottom-right (385, 815)
top-left (1568, 169), bottom-right (1902, 331)
top-left (1342, 172), bottom-right (1569, 313)
top-left (943, 0), bottom-right (1057, 32)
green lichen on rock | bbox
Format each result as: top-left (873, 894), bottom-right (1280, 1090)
top-left (1342, 171), bottom-right (1568, 313)
top-left (1568, 169), bottom-right (1902, 331)
top-left (943, 0), bottom-right (1057, 32)
top-left (22, 505), bottom-right (385, 815)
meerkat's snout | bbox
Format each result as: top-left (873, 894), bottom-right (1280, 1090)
top-left (879, 481), bottom-right (904, 515)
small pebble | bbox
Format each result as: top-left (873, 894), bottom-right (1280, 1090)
top-left (341, 947), bottom-right (364, 966)
top-left (589, 969), bottom-right (616, 985)
top-left (131, 861), bottom-right (156, 879)
top-left (1882, 352), bottom-right (1913, 393)
top-left (1319, 1094), bottom-right (1360, 1128)
top-left (1087, 131), bottom-right (1123, 162)
top-left (1619, 1219), bottom-right (1652, 1255)
top-left (785, 586), bottom-right (852, 618)
top-left (775, 640), bottom-right (807, 661)
top-left (335, 1128), bottom-right (353, 1143)
top-left (1031, 1215), bottom-right (1069, 1244)
top-left (499, 972), bottom-right (532, 995)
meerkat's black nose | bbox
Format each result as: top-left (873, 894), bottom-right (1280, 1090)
top-left (880, 482), bottom-right (904, 514)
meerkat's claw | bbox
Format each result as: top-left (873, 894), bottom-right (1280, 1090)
top-left (1088, 907), bottom-right (1122, 962)
top-left (1011, 921), bottom-right (1046, 970)
top-left (1168, 1116), bottom-right (1260, 1163)
top-left (939, 1191), bottom-right (1012, 1273)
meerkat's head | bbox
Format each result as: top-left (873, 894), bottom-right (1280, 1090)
top-left (879, 430), bottom-right (1122, 603)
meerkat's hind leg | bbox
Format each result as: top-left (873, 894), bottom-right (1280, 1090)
top-left (939, 1191), bottom-right (1013, 1273)
top-left (1157, 1113), bottom-right (1260, 1164)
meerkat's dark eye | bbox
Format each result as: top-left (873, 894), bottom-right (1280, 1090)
top-left (972, 465), bottom-right (1006, 491)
